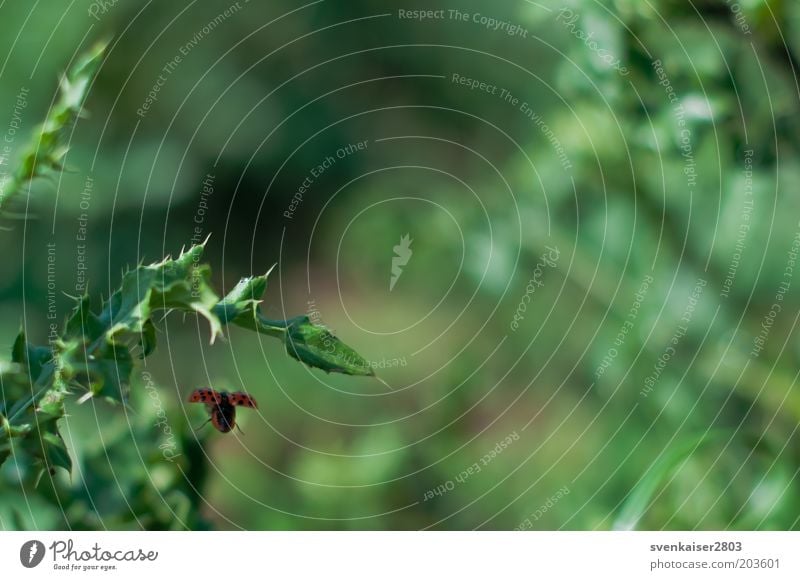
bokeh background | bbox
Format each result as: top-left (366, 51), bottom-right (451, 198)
top-left (2, 0), bottom-right (800, 530)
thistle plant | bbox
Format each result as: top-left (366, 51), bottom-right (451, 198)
top-left (0, 42), bottom-right (373, 484)
top-left (0, 41), bottom-right (107, 217)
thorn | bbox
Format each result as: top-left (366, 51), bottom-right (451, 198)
top-left (34, 468), bottom-right (46, 488)
top-left (120, 398), bottom-right (138, 416)
top-left (209, 328), bottom-right (225, 345)
top-left (154, 310), bottom-right (171, 326)
top-left (374, 375), bottom-right (393, 391)
top-left (2, 211), bottom-right (33, 220)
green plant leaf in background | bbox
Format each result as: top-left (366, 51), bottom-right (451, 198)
top-left (612, 432), bottom-right (724, 531)
top-left (0, 39), bottom-right (108, 218)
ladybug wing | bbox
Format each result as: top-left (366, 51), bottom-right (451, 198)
top-left (187, 388), bottom-right (222, 404)
top-left (228, 392), bottom-right (258, 408)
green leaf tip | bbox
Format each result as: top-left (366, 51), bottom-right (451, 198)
top-left (284, 316), bottom-right (375, 376)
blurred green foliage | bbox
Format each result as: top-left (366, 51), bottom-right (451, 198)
top-left (1, 0), bottom-right (800, 530)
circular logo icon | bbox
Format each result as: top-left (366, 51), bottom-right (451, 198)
top-left (20, 540), bottom-right (46, 568)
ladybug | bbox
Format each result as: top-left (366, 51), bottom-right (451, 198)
top-left (187, 388), bottom-right (257, 433)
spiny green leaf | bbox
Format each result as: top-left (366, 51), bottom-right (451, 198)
top-left (99, 267), bottom-right (157, 336)
top-left (42, 430), bottom-right (72, 473)
top-left (0, 349), bottom-right (68, 474)
top-left (0, 39), bottom-right (108, 217)
top-left (212, 271), bottom-right (284, 339)
top-left (11, 331), bottom-right (52, 380)
top-left (151, 247), bottom-right (221, 341)
top-left (56, 338), bottom-right (133, 401)
top-left (284, 316), bottom-right (374, 376)
top-left (212, 273), bottom-right (268, 324)
top-left (139, 320), bottom-right (157, 358)
top-left (214, 273), bottom-right (375, 375)
top-left (100, 244), bottom-right (221, 343)
top-left (36, 377), bottom-right (69, 417)
top-left (65, 295), bottom-right (105, 343)
top-left (0, 413), bottom-right (32, 438)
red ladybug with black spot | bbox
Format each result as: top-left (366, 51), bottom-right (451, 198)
top-left (187, 388), bottom-right (257, 433)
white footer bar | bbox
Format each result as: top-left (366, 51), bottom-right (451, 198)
top-left (2, 531), bottom-right (798, 579)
